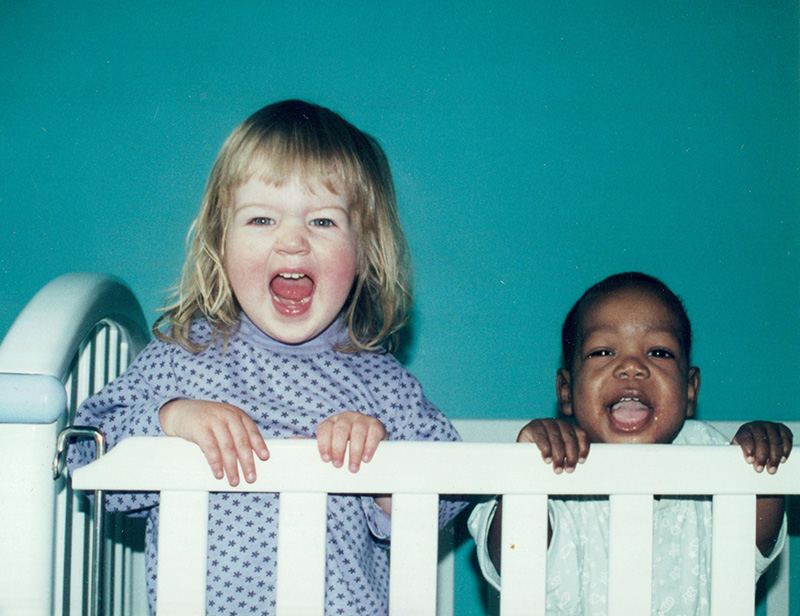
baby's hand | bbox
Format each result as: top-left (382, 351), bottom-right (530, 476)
top-left (316, 411), bottom-right (387, 473)
top-left (159, 399), bottom-right (269, 486)
top-left (732, 421), bottom-right (793, 473)
top-left (517, 418), bottom-right (590, 474)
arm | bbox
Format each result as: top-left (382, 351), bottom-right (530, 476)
top-left (486, 418), bottom-right (590, 572)
top-left (732, 421), bottom-right (793, 557)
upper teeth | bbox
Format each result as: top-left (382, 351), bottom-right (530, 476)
top-left (618, 397), bottom-right (640, 402)
top-left (279, 273), bottom-right (305, 279)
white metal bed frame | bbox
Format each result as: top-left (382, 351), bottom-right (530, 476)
top-left (0, 274), bottom-right (797, 615)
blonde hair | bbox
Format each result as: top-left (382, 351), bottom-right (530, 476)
top-left (154, 100), bottom-right (412, 353)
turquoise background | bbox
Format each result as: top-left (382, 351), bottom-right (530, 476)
top-left (1, 1), bottom-right (798, 613)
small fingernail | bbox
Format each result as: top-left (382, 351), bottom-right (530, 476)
top-left (333, 460), bottom-right (342, 468)
top-left (349, 463), bottom-right (359, 472)
top-left (755, 465), bottom-right (764, 473)
top-left (746, 456), bottom-right (755, 464)
top-left (578, 457), bottom-right (586, 464)
top-left (565, 466), bottom-right (575, 474)
top-left (321, 454), bottom-right (331, 462)
top-left (230, 477), bottom-right (239, 486)
top-left (246, 472), bottom-right (256, 482)
top-left (553, 467), bottom-right (563, 475)
top-left (544, 457), bottom-right (553, 464)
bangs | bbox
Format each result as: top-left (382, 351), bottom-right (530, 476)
top-left (220, 102), bottom-right (372, 206)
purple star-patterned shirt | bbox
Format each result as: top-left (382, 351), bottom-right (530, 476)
top-left (68, 314), bottom-right (466, 615)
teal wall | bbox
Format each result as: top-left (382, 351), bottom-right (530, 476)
top-left (2, 1), bottom-right (798, 613)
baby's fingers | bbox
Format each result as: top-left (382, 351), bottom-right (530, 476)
top-left (211, 417), bottom-right (267, 486)
top-left (518, 420), bottom-right (582, 474)
top-left (734, 422), bottom-right (792, 473)
top-left (317, 412), bottom-right (386, 473)
top-left (215, 425), bottom-right (253, 486)
top-left (761, 423), bottom-right (793, 473)
top-left (351, 419), bottom-right (386, 472)
top-left (551, 423), bottom-right (587, 474)
top-left (235, 416), bottom-right (270, 483)
top-left (316, 414), bottom-right (351, 468)
top-left (193, 428), bottom-right (236, 485)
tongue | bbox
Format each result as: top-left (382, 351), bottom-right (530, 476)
top-left (610, 399), bottom-right (650, 427)
top-left (270, 276), bottom-right (313, 302)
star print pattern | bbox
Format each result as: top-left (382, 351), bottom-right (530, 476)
top-left (68, 315), bottom-right (466, 615)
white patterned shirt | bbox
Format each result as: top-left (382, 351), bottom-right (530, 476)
top-left (468, 420), bottom-right (786, 616)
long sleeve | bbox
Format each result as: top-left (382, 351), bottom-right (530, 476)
top-left (67, 338), bottom-right (180, 513)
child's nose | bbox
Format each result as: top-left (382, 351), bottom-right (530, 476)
top-left (275, 222), bottom-right (310, 254)
top-left (613, 355), bottom-right (649, 379)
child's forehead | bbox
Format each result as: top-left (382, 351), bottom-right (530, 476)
top-left (578, 288), bottom-right (683, 336)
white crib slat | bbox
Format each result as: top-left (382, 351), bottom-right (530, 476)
top-left (275, 492), bottom-right (328, 616)
top-left (710, 494), bottom-right (756, 616)
top-left (389, 493), bottom-right (440, 616)
top-left (499, 494), bottom-right (548, 616)
top-left (608, 494), bottom-right (653, 615)
top-left (156, 491), bottom-right (209, 616)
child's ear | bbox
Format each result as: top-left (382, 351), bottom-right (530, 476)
top-left (686, 366), bottom-right (700, 418)
top-left (556, 369), bottom-right (573, 417)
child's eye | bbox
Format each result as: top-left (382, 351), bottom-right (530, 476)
top-left (648, 348), bottom-right (675, 359)
top-left (587, 349), bottom-right (614, 358)
top-left (310, 218), bottom-right (335, 228)
top-left (249, 217), bottom-right (274, 226)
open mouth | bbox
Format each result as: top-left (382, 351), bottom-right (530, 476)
top-left (269, 272), bottom-right (314, 315)
top-left (608, 396), bottom-right (652, 432)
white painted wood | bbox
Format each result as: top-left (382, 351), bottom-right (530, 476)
top-left (710, 494), bottom-right (757, 616)
top-left (498, 494), bottom-right (547, 616)
top-left (608, 495), bottom-right (653, 615)
top-left (389, 494), bottom-right (440, 616)
top-left (72, 437), bottom-right (800, 616)
top-left (156, 491), bottom-right (208, 616)
top-left (436, 526), bottom-right (455, 616)
top-left (275, 492), bottom-right (328, 616)
top-left (72, 438), bottom-right (800, 497)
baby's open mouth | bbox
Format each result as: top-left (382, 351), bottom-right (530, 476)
top-left (608, 397), bottom-right (651, 431)
top-left (270, 272), bottom-right (314, 314)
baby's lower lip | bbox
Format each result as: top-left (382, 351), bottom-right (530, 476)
top-left (608, 399), bottom-right (651, 432)
top-left (271, 292), bottom-right (312, 316)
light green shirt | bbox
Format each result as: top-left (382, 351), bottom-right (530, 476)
top-left (468, 420), bottom-right (787, 615)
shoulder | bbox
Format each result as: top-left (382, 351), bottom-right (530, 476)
top-left (673, 419), bottom-right (730, 445)
top-left (133, 318), bottom-right (225, 368)
top-left (342, 348), bottom-right (415, 379)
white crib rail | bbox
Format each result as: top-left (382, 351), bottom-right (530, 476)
top-left (0, 273), bottom-right (149, 616)
top-left (72, 437), bottom-right (800, 616)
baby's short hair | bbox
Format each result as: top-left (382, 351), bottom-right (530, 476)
top-left (560, 272), bottom-right (692, 370)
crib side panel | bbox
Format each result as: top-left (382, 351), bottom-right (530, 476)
top-left (73, 439), bottom-right (800, 616)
